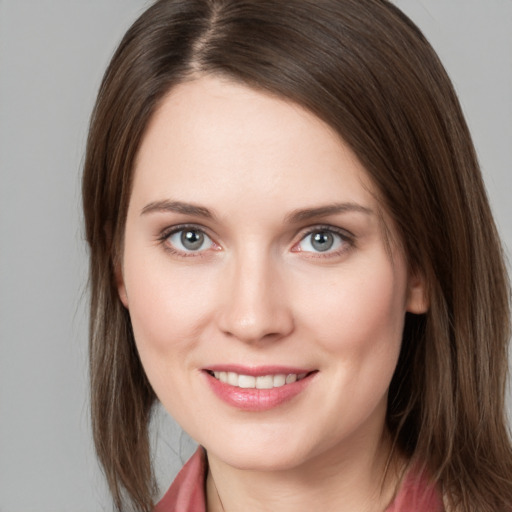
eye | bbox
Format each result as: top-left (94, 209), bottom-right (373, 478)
top-left (165, 227), bottom-right (215, 254)
top-left (294, 228), bottom-right (350, 254)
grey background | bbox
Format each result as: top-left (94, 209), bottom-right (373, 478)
top-left (0, 1), bottom-right (510, 511)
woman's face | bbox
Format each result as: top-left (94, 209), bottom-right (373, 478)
top-left (118, 76), bottom-right (427, 472)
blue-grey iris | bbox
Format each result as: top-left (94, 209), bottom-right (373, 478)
top-left (181, 230), bottom-right (204, 250)
top-left (311, 231), bottom-right (334, 252)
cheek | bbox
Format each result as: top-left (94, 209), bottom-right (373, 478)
top-left (298, 260), bottom-right (407, 360)
top-left (122, 249), bottom-right (215, 359)
top-left (122, 256), bottom-right (218, 416)
top-left (301, 263), bottom-right (407, 429)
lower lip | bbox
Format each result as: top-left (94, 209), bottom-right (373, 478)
top-left (204, 372), bottom-right (315, 411)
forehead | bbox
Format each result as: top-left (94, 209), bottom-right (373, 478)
top-left (131, 75), bottom-right (379, 218)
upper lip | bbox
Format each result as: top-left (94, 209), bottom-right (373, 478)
top-left (203, 364), bottom-right (315, 377)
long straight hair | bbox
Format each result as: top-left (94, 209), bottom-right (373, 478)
top-left (82, 1), bottom-right (512, 510)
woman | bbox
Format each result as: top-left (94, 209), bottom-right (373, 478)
top-left (82, 0), bottom-right (512, 511)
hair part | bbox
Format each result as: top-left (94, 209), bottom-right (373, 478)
top-left (83, 1), bottom-right (512, 510)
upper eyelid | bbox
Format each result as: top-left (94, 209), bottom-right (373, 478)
top-left (297, 224), bottom-right (355, 240)
top-left (159, 223), bottom-right (353, 236)
top-left (159, 223), bottom-right (214, 239)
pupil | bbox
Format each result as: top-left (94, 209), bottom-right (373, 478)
top-left (312, 232), bottom-right (333, 252)
top-left (181, 230), bottom-right (204, 250)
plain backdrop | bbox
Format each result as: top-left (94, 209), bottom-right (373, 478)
top-left (0, 1), bottom-right (511, 511)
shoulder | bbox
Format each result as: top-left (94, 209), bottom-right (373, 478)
top-left (154, 447), bottom-right (207, 512)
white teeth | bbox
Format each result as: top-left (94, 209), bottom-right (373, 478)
top-left (227, 372), bottom-right (238, 386)
top-left (211, 371), bottom-right (308, 389)
top-left (256, 375), bottom-right (274, 389)
top-left (273, 374), bottom-right (286, 387)
top-left (238, 375), bottom-right (256, 388)
top-left (286, 374), bottom-right (297, 384)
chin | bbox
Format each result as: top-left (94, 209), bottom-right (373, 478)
top-left (201, 427), bottom-right (323, 473)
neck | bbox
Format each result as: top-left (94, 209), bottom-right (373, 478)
top-left (206, 428), bottom-right (404, 512)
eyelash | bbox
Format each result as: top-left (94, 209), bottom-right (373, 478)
top-left (157, 224), bottom-right (218, 258)
top-left (157, 224), bottom-right (355, 258)
top-left (293, 225), bottom-right (355, 258)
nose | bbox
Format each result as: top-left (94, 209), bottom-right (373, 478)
top-left (216, 252), bottom-right (294, 344)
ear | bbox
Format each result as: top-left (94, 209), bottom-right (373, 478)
top-left (115, 264), bottom-right (129, 308)
top-left (405, 269), bottom-right (429, 314)
top-left (106, 221), bottom-right (129, 308)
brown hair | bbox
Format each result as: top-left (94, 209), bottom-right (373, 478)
top-left (82, 1), bottom-right (512, 510)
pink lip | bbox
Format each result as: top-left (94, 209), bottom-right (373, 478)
top-left (202, 365), bottom-right (317, 412)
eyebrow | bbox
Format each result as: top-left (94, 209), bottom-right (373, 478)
top-left (140, 199), bottom-right (373, 223)
top-left (140, 200), bottom-right (215, 219)
top-left (284, 203), bottom-right (374, 224)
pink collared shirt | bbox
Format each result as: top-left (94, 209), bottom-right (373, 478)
top-left (155, 448), bottom-right (443, 512)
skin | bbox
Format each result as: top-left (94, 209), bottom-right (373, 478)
top-left (117, 76), bottom-right (428, 511)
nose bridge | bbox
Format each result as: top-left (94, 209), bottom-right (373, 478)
top-left (217, 245), bottom-right (293, 343)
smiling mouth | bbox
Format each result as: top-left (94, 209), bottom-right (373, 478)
top-left (205, 370), bottom-right (312, 389)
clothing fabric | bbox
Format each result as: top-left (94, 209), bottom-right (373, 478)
top-left (154, 447), bottom-right (443, 512)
